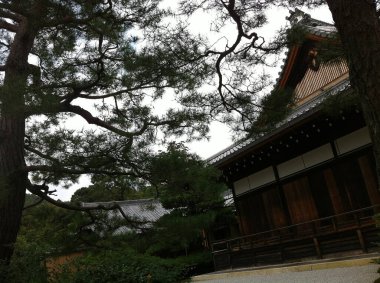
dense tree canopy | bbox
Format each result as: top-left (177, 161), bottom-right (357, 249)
top-left (71, 175), bottom-right (154, 203)
top-left (150, 143), bottom-right (227, 213)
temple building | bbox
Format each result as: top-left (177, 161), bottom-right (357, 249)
top-left (208, 9), bottom-right (380, 270)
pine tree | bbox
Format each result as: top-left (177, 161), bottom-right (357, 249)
top-left (0, 0), bottom-right (212, 263)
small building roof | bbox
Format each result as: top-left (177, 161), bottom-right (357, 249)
top-left (81, 199), bottom-right (170, 233)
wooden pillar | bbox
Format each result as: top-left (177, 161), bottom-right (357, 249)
top-left (356, 229), bottom-right (367, 253)
top-left (273, 165), bottom-right (292, 227)
top-left (313, 237), bottom-right (322, 259)
top-left (358, 155), bottom-right (380, 207)
top-left (229, 180), bottom-right (246, 235)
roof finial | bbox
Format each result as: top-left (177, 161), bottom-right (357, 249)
top-left (286, 8), bottom-right (311, 26)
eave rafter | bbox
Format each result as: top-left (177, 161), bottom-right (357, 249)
top-left (221, 107), bottom-right (364, 181)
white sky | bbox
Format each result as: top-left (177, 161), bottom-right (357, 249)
top-left (50, 5), bottom-right (333, 201)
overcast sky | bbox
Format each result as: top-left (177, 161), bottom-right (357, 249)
top-left (51, 5), bottom-right (333, 201)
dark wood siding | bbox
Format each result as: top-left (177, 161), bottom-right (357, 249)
top-left (283, 177), bottom-right (318, 224)
top-left (236, 149), bottom-right (380, 236)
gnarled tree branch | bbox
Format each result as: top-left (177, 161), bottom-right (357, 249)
top-left (27, 180), bottom-right (151, 231)
top-left (24, 164), bottom-right (138, 178)
top-left (0, 8), bottom-right (23, 22)
top-left (0, 18), bottom-right (17, 32)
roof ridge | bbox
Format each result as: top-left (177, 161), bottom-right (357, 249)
top-left (287, 8), bottom-right (333, 27)
top-left (81, 198), bottom-right (160, 206)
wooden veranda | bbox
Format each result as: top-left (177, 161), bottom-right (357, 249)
top-left (212, 205), bottom-right (380, 271)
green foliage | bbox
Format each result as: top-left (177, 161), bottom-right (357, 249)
top-left (151, 143), bottom-right (227, 214)
top-left (146, 211), bottom-right (216, 256)
top-left (137, 144), bottom-right (230, 256)
top-left (2, 145), bottom-right (225, 282)
top-left (248, 88), bottom-right (294, 136)
top-left (71, 175), bottom-right (155, 203)
top-left (20, 201), bottom-right (87, 253)
top-left (54, 249), bottom-right (211, 283)
top-left (0, 239), bottom-right (49, 283)
top-left (1, 198), bottom-right (90, 282)
top-left (1, 177), bottom-right (225, 283)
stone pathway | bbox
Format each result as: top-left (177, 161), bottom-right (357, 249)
top-left (193, 264), bottom-right (378, 283)
top-left (192, 256), bottom-right (380, 283)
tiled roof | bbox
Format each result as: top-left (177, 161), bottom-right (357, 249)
top-left (306, 24), bottom-right (336, 38)
top-left (81, 199), bottom-right (170, 233)
top-left (287, 8), bottom-right (335, 36)
top-left (207, 79), bottom-right (351, 165)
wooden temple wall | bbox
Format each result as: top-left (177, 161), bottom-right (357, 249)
top-left (233, 127), bottom-right (380, 236)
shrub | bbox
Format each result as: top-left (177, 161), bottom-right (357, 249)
top-left (0, 239), bottom-right (49, 283)
top-left (54, 249), bottom-right (212, 283)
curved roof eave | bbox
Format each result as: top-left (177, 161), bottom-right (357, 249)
top-left (207, 79), bottom-right (350, 166)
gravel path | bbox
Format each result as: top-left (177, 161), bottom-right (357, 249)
top-left (196, 264), bottom-right (379, 283)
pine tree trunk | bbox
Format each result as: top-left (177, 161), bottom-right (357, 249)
top-left (326, 0), bottom-right (380, 188)
top-left (0, 17), bottom-right (37, 263)
top-left (0, 72), bottom-right (28, 264)
top-left (0, 118), bottom-right (27, 264)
